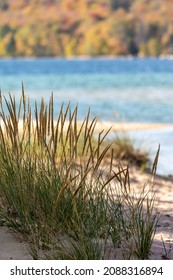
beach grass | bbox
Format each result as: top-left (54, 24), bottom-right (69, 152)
top-left (0, 90), bottom-right (158, 259)
top-left (111, 134), bottom-right (150, 168)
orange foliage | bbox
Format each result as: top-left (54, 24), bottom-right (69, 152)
top-left (0, 0), bottom-right (173, 57)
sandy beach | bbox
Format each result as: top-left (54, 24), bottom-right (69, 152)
top-left (0, 166), bottom-right (173, 260)
top-left (94, 122), bottom-right (173, 132)
top-left (1, 119), bottom-right (171, 133)
top-left (0, 122), bottom-right (173, 260)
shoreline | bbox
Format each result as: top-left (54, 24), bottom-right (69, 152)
top-left (1, 55), bottom-right (173, 60)
top-left (94, 122), bottom-right (173, 132)
top-left (1, 120), bottom-right (172, 133)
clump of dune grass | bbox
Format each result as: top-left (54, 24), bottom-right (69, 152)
top-left (0, 89), bottom-right (158, 260)
top-left (110, 134), bottom-right (150, 168)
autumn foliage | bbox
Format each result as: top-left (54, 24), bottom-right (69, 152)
top-left (0, 0), bottom-right (173, 57)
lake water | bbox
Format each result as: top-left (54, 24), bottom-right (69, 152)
top-left (0, 57), bottom-right (173, 175)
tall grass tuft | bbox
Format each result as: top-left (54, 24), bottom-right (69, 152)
top-left (0, 90), bottom-right (158, 259)
top-left (110, 134), bottom-right (150, 168)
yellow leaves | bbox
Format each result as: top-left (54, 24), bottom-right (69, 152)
top-left (0, 30), bottom-right (15, 56)
top-left (14, 26), bottom-right (38, 56)
top-left (139, 39), bottom-right (161, 57)
top-left (79, 24), bottom-right (104, 55)
top-left (0, 41), bottom-right (7, 56)
top-left (64, 39), bottom-right (78, 57)
top-left (78, 20), bottom-right (128, 56)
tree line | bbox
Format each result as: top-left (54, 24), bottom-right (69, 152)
top-left (0, 0), bottom-right (173, 57)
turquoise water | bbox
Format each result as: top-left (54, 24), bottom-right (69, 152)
top-left (0, 57), bottom-right (173, 175)
top-left (0, 57), bottom-right (173, 122)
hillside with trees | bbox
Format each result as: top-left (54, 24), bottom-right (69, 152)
top-left (0, 0), bottom-right (173, 57)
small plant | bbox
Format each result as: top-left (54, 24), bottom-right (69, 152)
top-left (107, 163), bottom-right (158, 260)
top-left (128, 188), bottom-right (158, 259)
top-left (110, 134), bottom-right (150, 168)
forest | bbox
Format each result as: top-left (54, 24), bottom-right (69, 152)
top-left (0, 0), bottom-right (173, 57)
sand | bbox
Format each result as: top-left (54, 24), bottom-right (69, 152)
top-left (1, 119), bottom-right (171, 133)
top-left (94, 121), bottom-right (173, 132)
top-left (0, 227), bottom-right (32, 260)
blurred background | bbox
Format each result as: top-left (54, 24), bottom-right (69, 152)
top-left (0, 0), bottom-right (173, 175)
top-left (0, 0), bottom-right (173, 57)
